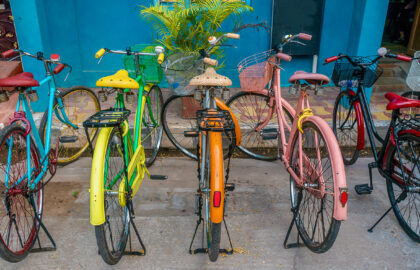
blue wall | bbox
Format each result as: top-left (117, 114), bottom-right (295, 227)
top-left (11, 0), bottom-right (389, 111)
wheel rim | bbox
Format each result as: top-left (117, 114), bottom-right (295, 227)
top-left (388, 135), bottom-right (420, 240)
top-left (163, 95), bottom-right (200, 159)
top-left (228, 92), bottom-right (289, 160)
top-left (290, 123), bottom-right (335, 247)
top-left (0, 128), bottom-right (42, 256)
top-left (142, 87), bottom-right (163, 163)
top-left (44, 89), bottom-right (100, 164)
top-left (333, 92), bottom-right (359, 162)
top-left (103, 129), bottom-right (129, 257)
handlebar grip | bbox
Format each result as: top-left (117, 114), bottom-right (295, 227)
top-left (226, 33), bottom-right (240, 39)
top-left (397, 54), bottom-right (412, 62)
top-left (95, 48), bottom-right (106, 59)
top-left (298, 33), bottom-right (312, 41)
top-left (53, 64), bottom-right (65, 75)
top-left (277, 53), bottom-right (292, 62)
top-left (324, 56), bottom-right (339, 64)
top-left (157, 53), bottom-right (165, 64)
top-left (204, 57), bottom-right (218, 66)
top-left (2, 49), bottom-right (16, 58)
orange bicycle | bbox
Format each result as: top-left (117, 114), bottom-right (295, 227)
top-left (162, 33), bottom-right (241, 262)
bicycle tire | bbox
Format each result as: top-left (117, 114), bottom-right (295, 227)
top-left (385, 132), bottom-right (420, 242)
top-left (208, 222), bottom-right (221, 262)
top-left (289, 120), bottom-right (342, 253)
top-left (143, 85), bottom-right (164, 167)
top-left (332, 90), bottom-right (360, 165)
top-left (0, 125), bottom-right (43, 262)
top-left (226, 91), bottom-right (293, 160)
top-left (39, 86), bottom-right (100, 166)
top-left (94, 127), bottom-right (130, 265)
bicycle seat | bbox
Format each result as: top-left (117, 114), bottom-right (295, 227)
top-left (385, 92), bottom-right (420, 110)
top-left (190, 67), bottom-right (232, 87)
top-left (96, 69), bottom-right (139, 89)
top-left (0, 72), bottom-right (39, 89)
top-left (289, 71), bottom-right (330, 85)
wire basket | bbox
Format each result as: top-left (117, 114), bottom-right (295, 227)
top-left (237, 50), bottom-right (274, 92)
top-left (406, 51), bottom-right (420, 91)
top-left (161, 52), bottom-right (204, 96)
top-left (122, 44), bottom-right (163, 84)
top-left (331, 56), bottom-right (383, 88)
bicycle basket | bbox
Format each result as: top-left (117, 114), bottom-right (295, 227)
top-left (406, 51), bottom-right (420, 91)
top-left (331, 56), bottom-right (383, 88)
top-left (161, 52), bottom-right (203, 96)
top-left (122, 44), bottom-right (163, 84)
top-left (237, 50), bottom-right (274, 92)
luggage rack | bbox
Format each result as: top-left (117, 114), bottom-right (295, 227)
top-left (196, 109), bottom-right (234, 132)
top-left (83, 107), bottom-right (131, 153)
top-left (398, 114), bottom-right (420, 131)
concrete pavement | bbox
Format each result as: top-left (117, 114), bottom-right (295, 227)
top-left (1, 156), bottom-right (419, 270)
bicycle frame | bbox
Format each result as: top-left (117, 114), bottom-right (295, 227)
top-left (5, 74), bottom-right (76, 190)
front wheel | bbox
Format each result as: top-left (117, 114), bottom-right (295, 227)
top-left (39, 86), bottom-right (100, 166)
top-left (332, 90), bottom-right (360, 165)
top-left (289, 120), bottom-right (342, 253)
top-left (226, 91), bottom-right (293, 160)
top-left (143, 85), bottom-right (164, 167)
top-left (93, 127), bottom-right (130, 265)
top-left (386, 132), bottom-right (420, 242)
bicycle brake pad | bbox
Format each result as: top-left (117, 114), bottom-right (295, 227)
top-left (150, 175), bottom-right (168, 180)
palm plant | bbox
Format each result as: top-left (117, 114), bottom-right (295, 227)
top-left (140, 0), bottom-right (253, 55)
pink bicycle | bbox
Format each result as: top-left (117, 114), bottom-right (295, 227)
top-left (227, 33), bottom-right (348, 252)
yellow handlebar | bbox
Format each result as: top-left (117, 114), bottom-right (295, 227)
top-left (157, 53), bottom-right (165, 64)
top-left (226, 33), bottom-right (240, 39)
top-left (95, 48), bottom-right (106, 59)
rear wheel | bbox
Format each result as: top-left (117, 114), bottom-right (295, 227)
top-left (289, 120), bottom-right (341, 253)
top-left (39, 86), bottom-right (100, 166)
top-left (208, 222), bottom-right (221, 262)
top-left (386, 132), bottom-right (420, 242)
top-left (142, 85), bottom-right (164, 167)
top-left (332, 90), bottom-right (360, 165)
top-left (0, 125), bottom-right (42, 262)
top-left (94, 127), bottom-right (130, 265)
top-left (226, 91), bottom-right (293, 160)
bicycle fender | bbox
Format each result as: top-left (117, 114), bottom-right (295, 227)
top-left (209, 131), bottom-right (225, 224)
top-left (90, 127), bottom-right (113, 226)
top-left (215, 97), bottom-right (241, 146)
top-left (353, 101), bottom-right (365, 150)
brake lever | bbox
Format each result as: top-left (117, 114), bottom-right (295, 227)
top-left (7, 55), bottom-right (21, 62)
top-left (64, 65), bottom-right (72, 81)
top-left (290, 40), bottom-right (306, 46)
top-left (97, 55), bottom-right (104, 64)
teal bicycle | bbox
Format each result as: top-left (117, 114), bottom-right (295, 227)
top-left (0, 49), bottom-right (100, 262)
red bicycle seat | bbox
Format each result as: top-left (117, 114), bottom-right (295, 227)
top-left (385, 92), bottom-right (420, 110)
top-left (289, 71), bottom-right (330, 85)
top-left (0, 72), bottom-right (39, 89)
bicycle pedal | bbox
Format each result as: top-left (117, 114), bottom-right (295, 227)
top-left (149, 174), bottom-right (168, 180)
top-left (261, 128), bottom-right (278, 140)
top-left (59, 135), bottom-right (78, 143)
top-left (354, 184), bottom-right (372, 195)
top-left (225, 183), bottom-right (235, 192)
top-left (184, 130), bottom-right (199, 137)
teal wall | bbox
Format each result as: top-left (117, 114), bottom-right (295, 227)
top-left (11, 0), bottom-right (389, 111)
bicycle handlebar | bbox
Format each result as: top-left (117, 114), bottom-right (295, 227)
top-left (95, 46), bottom-right (165, 64)
top-left (2, 49), bottom-right (72, 79)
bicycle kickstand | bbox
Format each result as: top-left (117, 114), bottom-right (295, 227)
top-left (283, 206), bottom-right (304, 249)
top-left (29, 194), bottom-right (57, 253)
top-left (123, 201), bottom-right (146, 256)
top-left (368, 190), bottom-right (407, 233)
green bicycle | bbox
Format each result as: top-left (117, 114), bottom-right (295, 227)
top-left (83, 45), bottom-right (165, 265)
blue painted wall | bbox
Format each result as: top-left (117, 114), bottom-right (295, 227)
top-left (11, 0), bottom-right (389, 111)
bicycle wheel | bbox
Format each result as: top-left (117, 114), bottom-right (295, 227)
top-left (332, 90), bottom-right (360, 165)
top-left (226, 91), bottom-right (293, 160)
top-left (386, 132), bottom-right (420, 242)
top-left (142, 85), bottom-right (164, 167)
top-left (289, 120), bottom-right (341, 253)
top-left (162, 94), bottom-right (199, 159)
top-left (94, 127), bottom-right (130, 265)
top-left (0, 125), bottom-right (42, 262)
top-left (39, 86), bottom-right (100, 166)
